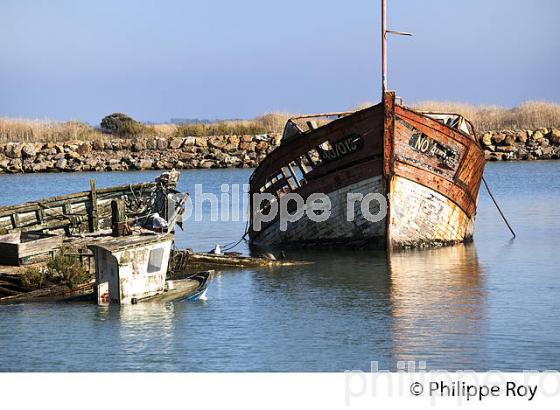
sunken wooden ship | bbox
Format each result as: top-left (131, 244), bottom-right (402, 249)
top-left (0, 170), bottom-right (185, 265)
top-left (248, 1), bottom-right (485, 250)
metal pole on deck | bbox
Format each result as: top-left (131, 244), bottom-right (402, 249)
top-left (380, 0), bottom-right (412, 99)
top-left (381, 0), bottom-right (387, 96)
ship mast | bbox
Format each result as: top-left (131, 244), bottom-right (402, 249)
top-left (380, 0), bottom-right (412, 99)
top-left (381, 0), bottom-right (387, 95)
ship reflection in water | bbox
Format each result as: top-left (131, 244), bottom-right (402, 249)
top-left (388, 245), bottom-right (485, 369)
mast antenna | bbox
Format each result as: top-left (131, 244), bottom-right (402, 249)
top-left (381, 0), bottom-right (413, 98)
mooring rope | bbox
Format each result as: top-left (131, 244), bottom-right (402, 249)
top-left (482, 176), bottom-right (516, 239)
top-left (221, 219), bottom-right (250, 252)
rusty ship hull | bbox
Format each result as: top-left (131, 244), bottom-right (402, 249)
top-left (248, 92), bottom-right (485, 249)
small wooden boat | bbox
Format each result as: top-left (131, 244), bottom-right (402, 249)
top-left (248, 1), bottom-right (485, 250)
top-left (183, 271), bottom-right (213, 301)
top-left (142, 271), bottom-right (214, 303)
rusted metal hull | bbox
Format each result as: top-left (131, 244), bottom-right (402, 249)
top-left (249, 92), bottom-right (485, 249)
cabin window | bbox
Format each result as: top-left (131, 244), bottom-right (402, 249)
top-left (147, 247), bottom-right (165, 273)
top-left (288, 161), bottom-right (305, 187)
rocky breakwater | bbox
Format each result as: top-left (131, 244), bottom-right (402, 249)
top-left (480, 128), bottom-right (560, 161)
top-left (0, 134), bottom-right (283, 174)
top-left (2, 127), bottom-right (560, 174)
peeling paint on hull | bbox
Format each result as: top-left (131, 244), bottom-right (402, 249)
top-left (388, 176), bottom-right (474, 249)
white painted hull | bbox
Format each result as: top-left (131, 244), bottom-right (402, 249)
top-left (388, 176), bottom-right (475, 249)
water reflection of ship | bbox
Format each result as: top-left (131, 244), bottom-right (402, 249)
top-left (388, 244), bottom-right (486, 369)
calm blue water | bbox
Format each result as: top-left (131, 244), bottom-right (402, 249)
top-left (1, 162), bottom-right (559, 371)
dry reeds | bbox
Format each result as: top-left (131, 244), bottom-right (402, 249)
top-left (1, 102), bottom-right (559, 143)
top-left (0, 118), bottom-right (104, 143)
top-left (411, 100), bottom-right (560, 132)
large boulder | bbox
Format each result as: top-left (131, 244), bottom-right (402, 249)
top-left (182, 145), bottom-right (198, 153)
top-left (183, 136), bottom-right (196, 146)
top-left (515, 131), bottom-right (528, 143)
top-left (146, 139), bottom-right (156, 150)
top-left (5, 143), bottom-right (22, 159)
top-left (550, 129), bottom-right (560, 145)
top-left (255, 141), bottom-right (269, 152)
top-left (179, 152), bottom-right (196, 161)
top-left (7, 159), bottom-right (23, 172)
top-left (532, 130), bottom-right (544, 140)
top-left (228, 135), bottom-right (240, 145)
top-left (239, 142), bottom-right (256, 151)
top-left (491, 133), bottom-right (506, 145)
top-left (223, 155), bottom-right (242, 167)
top-left (132, 140), bottom-right (146, 152)
top-left (209, 136), bottom-right (227, 149)
top-left (137, 159), bottom-right (153, 170)
top-left (199, 159), bottom-right (215, 168)
top-left (503, 135), bottom-right (515, 146)
top-left (66, 150), bottom-right (81, 160)
top-left (55, 158), bottom-right (68, 170)
top-left (195, 137), bottom-right (208, 147)
top-left (223, 142), bottom-right (239, 152)
top-left (156, 138), bottom-right (169, 150)
top-left (21, 144), bottom-right (38, 159)
top-left (91, 139), bottom-right (104, 151)
top-left (169, 137), bottom-right (184, 149)
top-left (77, 142), bottom-right (92, 155)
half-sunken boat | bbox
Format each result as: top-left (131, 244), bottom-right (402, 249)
top-left (0, 170), bottom-right (184, 236)
top-left (0, 170), bottom-right (186, 265)
top-left (248, 1), bottom-right (485, 250)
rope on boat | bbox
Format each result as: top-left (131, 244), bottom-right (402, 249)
top-left (482, 176), bottom-right (516, 239)
top-left (221, 219), bottom-right (250, 252)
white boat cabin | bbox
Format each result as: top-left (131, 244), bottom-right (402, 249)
top-left (88, 234), bottom-right (174, 305)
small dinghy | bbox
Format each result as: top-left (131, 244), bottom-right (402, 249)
top-left (184, 270), bottom-right (213, 301)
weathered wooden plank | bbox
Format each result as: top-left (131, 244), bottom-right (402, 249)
top-left (89, 179), bottom-right (99, 232)
top-left (17, 236), bottom-right (62, 258)
top-left (0, 181), bottom-right (158, 215)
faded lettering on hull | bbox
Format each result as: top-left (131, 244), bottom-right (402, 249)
top-left (394, 118), bottom-right (465, 180)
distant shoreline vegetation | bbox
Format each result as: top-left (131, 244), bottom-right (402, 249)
top-left (1, 101), bottom-right (559, 143)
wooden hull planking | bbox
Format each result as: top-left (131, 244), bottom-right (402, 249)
top-left (0, 172), bottom-right (181, 236)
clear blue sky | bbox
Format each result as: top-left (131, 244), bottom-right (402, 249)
top-left (0, 0), bottom-right (558, 124)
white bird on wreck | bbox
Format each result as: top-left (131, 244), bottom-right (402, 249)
top-left (209, 244), bottom-right (222, 255)
top-left (259, 252), bottom-right (276, 261)
top-left (150, 212), bottom-right (168, 232)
